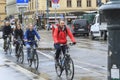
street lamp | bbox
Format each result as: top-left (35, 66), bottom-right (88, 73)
top-left (46, 0), bottom-right (49, 29)
top-left (36, 0), bottom-right (38, 19)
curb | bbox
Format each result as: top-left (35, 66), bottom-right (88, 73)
top-left (37, 48), bottom-right (55, 50)
top-left (4, 59), bottom-right (46, 80)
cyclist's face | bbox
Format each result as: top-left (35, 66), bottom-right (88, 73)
top-left (17, 25), bottom-right (21, 29)
top-left (60, 21), bottom-right (65, 28)
top-left (29, 25), bottom-right (33, 31)
top-left (6, 22), bottom-right (10, 26)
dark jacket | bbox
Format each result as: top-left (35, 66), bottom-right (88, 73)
top-left (2, 25), bottom-right (12, 39)
top-left (3, 25), bottom-right (12, 35)
top-left (14, 29), bottom-right (23, 40)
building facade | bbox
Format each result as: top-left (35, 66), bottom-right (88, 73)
top-left (6, 0), bottom-right (109, 27)
top-left (6, 0), bottom-right (18, 16)
top-left (26, 0), bottom-right (109, 25)
top-left (0, 0), bottom-right (6, 20)
top-left (27, 0), bottom-right (109, 14)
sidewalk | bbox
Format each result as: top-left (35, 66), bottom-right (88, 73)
top-left (0, 51), bottom-right (46, 80)
top-left (38, 30), bottom-right (54, 50)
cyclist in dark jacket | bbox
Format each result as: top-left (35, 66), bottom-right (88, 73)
top-left (14, 24), bottom-right (24, 56)
top-left (2, 21), bottom-right (12, 50)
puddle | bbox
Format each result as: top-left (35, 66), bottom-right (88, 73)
top-left (33, 76), bottom-right (39, 79)
top-left (4, 64), bottom-right (10, 67)
top-left (80, 77), bottom-right (95, 80)
top-left (5, 60), bottom-right (11, 63)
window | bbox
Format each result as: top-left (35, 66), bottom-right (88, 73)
top-left (77, 0), bottom-right (82, 7)
top-left (106, 0), bottom-right (109, 3)
top-left (32, 0), bottom-right (34, 9)
top-left (87, 0), bottom-right (91, 7)
top-left (48, 0), bottom-right (52, 7)
top-left (67, 0), bottom-right (72, 7)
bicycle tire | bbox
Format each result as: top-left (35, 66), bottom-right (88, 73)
top-left (8, 43), bottom-right (12, 55)
top-left (18, 48), bottom-right (24, 64)
top-left (65, 57), bottom-right (74, 80)
top-left (5, 45), bottom-right (8, 54)
top-left (55, 56), bottom-right (63, 77)
top-left (33, 52), bottom-right (39, 70)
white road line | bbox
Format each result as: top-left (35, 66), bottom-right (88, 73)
top-left (51, 51), bottom-right (107, 70)
top-left (38, 51), bottom-right (106, 75)
top-left (37, 50), bottom-right (54, 60)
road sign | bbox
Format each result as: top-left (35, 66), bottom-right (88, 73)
top-left (52, 3), bottom-right (60, 9)
top-left (16, 0), bottom-right (29, 7)
top-left (52, 0), bottom-right (60, 4)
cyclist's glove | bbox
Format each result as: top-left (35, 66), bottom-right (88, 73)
top-left (73, 42), bottom-right (76, 45)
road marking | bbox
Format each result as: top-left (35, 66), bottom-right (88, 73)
top-left (38, 51), bottom-right (106, 76)
top-left (51, 51), bottom-right (107, 70)
top-left (37, 50), bottom-right (54, 60)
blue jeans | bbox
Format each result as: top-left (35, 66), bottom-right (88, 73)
top-left (26, 44), bottom-right (31, 59)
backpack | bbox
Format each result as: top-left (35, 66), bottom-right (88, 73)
top-left (52, 24), bottom-right (68, 36)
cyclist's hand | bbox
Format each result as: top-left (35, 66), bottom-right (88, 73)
top-left (14, 38), bottom-right (16, 41)
top-left (24, 39), bottom-right (28, 42)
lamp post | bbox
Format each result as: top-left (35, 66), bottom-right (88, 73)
top-left (46, 0), bottom-right (49, 29)
top-left (36, 0), bottom-right (38, 18)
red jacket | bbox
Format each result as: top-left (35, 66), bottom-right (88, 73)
top-left (53, 26), bottom-right (76, 44)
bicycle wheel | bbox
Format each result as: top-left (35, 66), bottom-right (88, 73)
top-left (65, 56), bottom-right (74, 80)
top-left (33, 52), bottom-right (39, 70)
top-left (5, 45), bottom-right (8, 54)
top-left (18, 48), bottom-right (24, 64)
top-left (8, 43), bottom-right (12, 55)
top-left (55, 57), bottom-right (63, 77)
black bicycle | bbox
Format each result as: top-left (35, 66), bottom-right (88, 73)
top-left (27, 40), bottom-right (39, 70)
top-left (15, 39), bottom-right (24, 63)
top-left (55, 43), bottom-right (75, 80)
top-left (4, 35), bottom-right (12, 55)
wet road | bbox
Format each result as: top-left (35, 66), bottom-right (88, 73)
top-left (0, 35), bottom-right (107, 80)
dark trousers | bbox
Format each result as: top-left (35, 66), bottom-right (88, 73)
top-left (15, 41), bottom-right (20, 55)
top-left (54, 44), bottom-right (66, 60)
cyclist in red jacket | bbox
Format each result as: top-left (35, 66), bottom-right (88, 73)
top-left (53, 20), bottom-right (76, 63)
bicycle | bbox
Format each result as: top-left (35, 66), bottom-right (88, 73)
top-left (27, 40), bottom-right (39, 70)
top-left (15, 39), bottom-right (24, 64)
top-left (55, 43), bottom-right (75, 80)
top-left (4, 35), bottom-right (12, 55)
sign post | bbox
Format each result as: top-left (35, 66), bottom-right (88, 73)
top-left (52, 0), bottom-right (60, 24)
top-left (16, 0), bottom-right (29, 30)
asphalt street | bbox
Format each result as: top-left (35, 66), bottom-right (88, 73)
top-left (0, 30), bottom-right (108, 80)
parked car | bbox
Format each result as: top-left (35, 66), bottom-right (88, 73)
top-left (90, 14), bottom-right (107, 40)
top-left (72, 19), bottom-right (90, 36)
